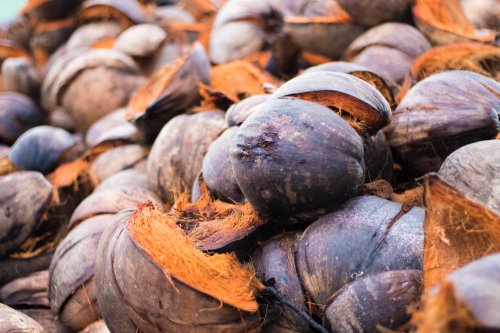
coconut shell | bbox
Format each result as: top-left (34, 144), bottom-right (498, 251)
top-left (95, 205), bottom-right (263, 333)
top-left (0, 38), bottom-right (29, 65)
top-left (49, 215), bottom-right (113, 331)
top-left (438, 140), bottom-right (500, 214)
top-left (271, 71), bottom-right (392, 135)
top-left (113, 24), bottom-right (167, 58)
top-left (79, 320), bottom-right (110, 333)
top-left (252, 233), bottom-right (309, 333)
top-left (6, 126), bottom-right (79, 174)
top-left (295, 196), bottom-right (424, 311)
top-left (1, 15), bottom-right (33, 50)
top-left (225, 94), bottom-right (271, 127)
top-left (324, 270), bottom-right (422, 332)
top-left (31, 18), bottom-right (76, 65)
top-left (336, 0), bottom-right (414, 27)
top-left (90, 144), bottom-right (148, 182)
top-left (85, 108), bottom-right (140, 147)
top-left (0, 92), bottom-right (43, 145)
top-left (462, 0), bottom-right (500, 30)
top-left (68, 186), bottom-right (165, 229)
top-left (147, 110), bottom-right (225, 204)
top-left (127, 42), bottom-right (211, 141)
top-left (0, 251), bottom-right (53, 287)
top-left (1, 58), bottom-right (41, 102)
top-left (96, 169), bottom-right (148, 191)
top-left (363, 131), bottom-right (393, 183)
top-left (65, 22), bottom-right (124, 50)
top-left (422, 174), bottom-right (500, 291)
top-left (231, 98), bottom-right (364, 220)
top-left (202, 127), bottom-right (244, 203)
top-left (385, 70), bottom-right (500, 175)
top-left (0, 171), bottom-right (53, 258)
top-left (414, 254), bottom-right (500, 332)
top-left (20, 309), bottom-right (69, 333)
top-left (0, 271), bottom-right (49, 308)
top-left (412, 0), bottom-right (497, 45)
top-left (0, 303), bottom-right (45, 332)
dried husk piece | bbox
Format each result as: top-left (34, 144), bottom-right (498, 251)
top-left (0, 92), bottom-right (43, 145)
top-left (413, 253), bottom-right (500, 333)
top-left (68, 186), bottom-right (165, 229)
top-left (95, 205), bottom-right (263, 332)
top-left (324, 270), bottom-right (422, 332)
top-left (409, 43), bottom-right (500, 83)
top-left (0, 303), bottom-right (45, 332)
top-left (304, 61), bottom-right (395, 108)
top-left (202, 127), bottom-right (245, 203)
top-left (3, 126), bottom-right (80, 175)
top-left (344, 23), bottom-right (431, 92)
top-left (1, 58), bottom-right (42, 102)
top-left (225, 94), bottom-right (271, 127)
top-left (336, 0), bottom-right (414, 27)
top-left (231, 99), bottom-right (365, 220)
top-left (422, 173), bottom-right (500, 292)
top-left (147, 110), bottom-right (225, 204)
top-left (385, 70), bottom-right (500, 175)
top-left (90, 144), bottom-right (148, 182)
top-left (79, 0), bottom-right (149, 28)
top-left (438, 140), bottom-right (500, 214)
top-left (65, 22), bottom-right (124, 50)
top-left (252, 233), bottom-right (309, 333)
top-left (271, 71), bottom-right (392, 135)
top-left (412, 0), bottom-right (497, 45)
top-left (31, 17), bottom-right (76, 65)
top-left (0, 171), bottom-right (53, 258)
top-left (200, 61), bottom-right (268, 110)
top-left (49, 215), bottom-right (113, 331)
top-left (295, 196), bottom-right (424, 313)
top-left (22, 0), bottom-right (84, 22)
top-left (127, 42), bottom-right (211, 141)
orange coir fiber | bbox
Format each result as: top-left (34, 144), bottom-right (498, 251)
top-left (128, 203), bottom-right (264, 313)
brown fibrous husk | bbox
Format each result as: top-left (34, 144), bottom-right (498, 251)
top-left (128, 202), bottom-right (264, 313)
top-left (422, 173), bottom-right (500, 291)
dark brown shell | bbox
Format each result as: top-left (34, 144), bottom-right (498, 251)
top-left (230, 98), bottom-right (364, 220)
top-left (323, 270), bottom-right (422, 332)
top-left (336, 0), bottom-right (414, 27)
top-left (90, 144), bottom-right (148, 182)
top-left (95, 209), bottom-right (261, 333)
top-left (202, 127), bottom-right (245, 203)
top-left (7, 126), bottom-right (79, 174)
top-left (295, 196), bottom-right (424, 310)
top-left (0, 171), bottom-right (53, 258)
top-left (49, 216), bottom-right (112, 331)
top-left (22, 0), bottom-right (84, 22)
top-left (127, 42), bottom-right (211, 141)
top-left (225, 94), bottom-right (271, 127)
top-left (363, 131), bottom-right (393, 183)
top-left (147, 110), bottom-right (226, 204)
top-left (385, 70), bottom-right (500, 175)
top-left (252, 233), bottom-right (309, 333)
top-left (0, 271), bottom-right (49, 308)
top-left (0, 92), bottom-right (43, 145)
top-left (438, 140), bottom-right (500, 214)
top-left (271, 71), bottom-right (392, 135)
top-left (1, 58), bottom-right (42, 102)
top-left (0, 303), bottom-right (45, 332)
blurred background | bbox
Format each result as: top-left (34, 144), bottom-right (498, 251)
top-left (0, 0), bottom-right (26, 23)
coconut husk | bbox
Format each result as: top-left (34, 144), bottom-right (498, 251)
top-left (422, 173), bottom-right (500, 291)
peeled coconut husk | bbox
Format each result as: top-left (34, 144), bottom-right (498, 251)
top-left (304, 61), bottom-right (396, 109)
top-left (252, 233), bottom-right (309, 333)
top-left (1, 58), bottom-right (42, 102)
top-left (0, 38), bottom-right (30, 64)
top-left (95, 205), bottom-right (263, 332)
top-left (179, 0), bottom-right (220, 21)
top-left (96, 169), bottom-right (148, 192)
top-left (174, 179), bottom-right (265, 254)
top-left (422, 173), bottom-right (500, 292)
top-left (199, 61), bottom-right (268, 110)
top-left (127, 42), bottom-right (211, 141)
top-left (413, 253), bottom-right (500, 333)
top-left (1, 15), bottom-right (33, 51)
top-left (0, 303), bottom-right (45, 332)
top-left (31, 17), bottom-right (76, 66)
top-left (90, 144), bottom-right (148, 182)
top-left (147, 110), bottom-right (226, 205)
top-left (412, 0), bottom-right (497, 45)
top-left (271, 71), bottom-right (392, 136)
top-left (79, 0), bottom-right (149, 28)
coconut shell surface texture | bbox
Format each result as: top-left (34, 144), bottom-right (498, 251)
top-left (0, 0), bottom-right (500, 332)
